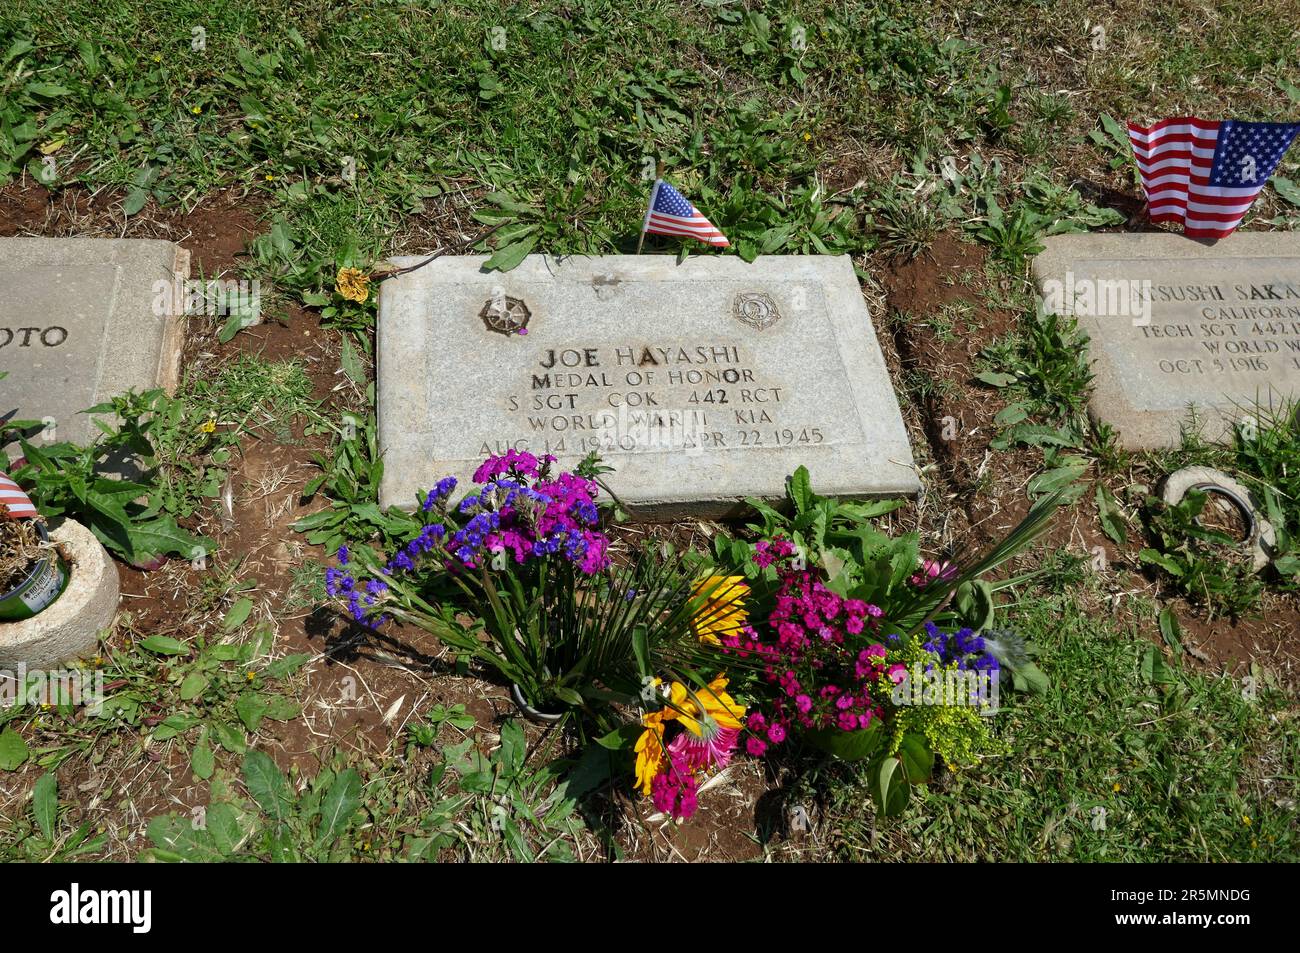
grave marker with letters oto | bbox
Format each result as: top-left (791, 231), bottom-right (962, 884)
top-left (0, 238), bottom-right (188, 449)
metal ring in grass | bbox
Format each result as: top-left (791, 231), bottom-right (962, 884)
top-left (1160, 466), bottom-right (1275, 572)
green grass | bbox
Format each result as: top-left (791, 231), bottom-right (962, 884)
top-left (6, 0), bottom-right (1297, 279)
top-left (816, 587), bottom-right (1298, 861)
top-left (186, 355), bottom-right (319, 436)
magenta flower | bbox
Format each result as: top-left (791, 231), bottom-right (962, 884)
top-left (667, 720), bottom-right (740, 772)
top-left (651, 757), bottom-right (699, 821)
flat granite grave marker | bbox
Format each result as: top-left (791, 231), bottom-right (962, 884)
top-left (1, 238), bottom-right (188, 449)
top-left (1033, 233), bottom-right (1300, 449)
top-left (377, 254), bottom-right (919, 517)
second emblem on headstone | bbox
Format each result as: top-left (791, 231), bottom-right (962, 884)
top-left (732, 291), bottom-right (781, 330)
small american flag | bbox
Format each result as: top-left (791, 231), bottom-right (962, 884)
top-left (0, 471), bottom-right (36, 519)
top-left (642, 179), bottom-right (729, 247)
top-left (1128, 118), bottom-right (1300, 239)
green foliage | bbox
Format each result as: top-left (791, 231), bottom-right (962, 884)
top-left (438, 720), bottom-right (587, 861)
top-left (711, 178), bottom-right (861, 262)
top-left (1, 771), bottom-right (108, 861)
top-left (972, 196), bottom-right (1048, 268)
top-left (1139, 489), bottom-right (1265, 619)
top-left (820, 589), bottom-right (1298, 861)
top-left (722, 465), bottom-right (1069, 639)
top-left (406, 703), bottom-right (475, 752)
top-left (1089, 113), bottom-right (1138, 179)
top-left (0, 39), bottom-right (71, 182)
top-left (3, 390), bottom-right (212, 564)
top-left (1229, 402), bottom-right (1300, 585)
top-left (185, 356), bottom-right (318, 439)
top-left (143, 755), bottom-right (366, 862)
top-left (869, 178), bottom-right (945, 259)
top-left (294, 407), bottom-right (419, 551)
top-left (2, 360), bottom-right (312, 564)
top-left (971, 176), bottom-right (1122, 270)
top-left (1020, 173), bottom-right (1126, 232)
top-left (981, 309), bottom-right (1095, 436)
top-left (118, 605), bottom-right (307, 761)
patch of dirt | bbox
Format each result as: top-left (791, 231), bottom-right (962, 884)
top-left (0, 179), bottom-right (51, 236)
top-left (870, 233), bottom-right (1033, 545)
top-left (1171, 598), bottom-right (1300, 675)
top-left (876, 232), bottom-right (986, 316)
top-left (0, 177), bottom-right (262, 279)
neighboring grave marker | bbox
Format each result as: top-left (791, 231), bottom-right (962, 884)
top-left (1033, 233), bottom-right (1300, 449)
top-left (0, 238), bottom-right (188, 449)
top-left (377, 254), bottom-right (919, 517)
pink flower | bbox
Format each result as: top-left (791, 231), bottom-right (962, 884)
top-left (767, 723), bottom-right (787, 744)
top-left (910, 559), bottom-right (956, 588)
top-left (651, 757), bottom-right (699, 821)
top-left (668, 721), bottom-right (740, 772)
top-left (887, 664), bottom-right (907, 684)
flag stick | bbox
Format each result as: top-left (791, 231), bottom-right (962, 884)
top-left (636, 163), bottom-right (666, 255)
top-left (636, 178), bottom-right (659, 255)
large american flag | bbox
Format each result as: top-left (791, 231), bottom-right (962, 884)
top-left (642, 179), bottom-right (729, 247)
top-left (1128, 118), bottom-right (1300, 239)
top-left (0, 471), bottom-right (36, 519)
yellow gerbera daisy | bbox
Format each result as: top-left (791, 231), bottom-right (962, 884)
top-left (634, 710), bottom-right (667, 796)
top-left (690, 575), bottom-right (749, 645)
top-left (669, 675), bottom-right (745, 736)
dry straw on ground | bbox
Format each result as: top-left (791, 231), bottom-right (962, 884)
top-left (0, 514), bottom-right (48, 592)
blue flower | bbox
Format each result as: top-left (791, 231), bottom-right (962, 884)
top-left (422, 476), bottom-right (459, 511)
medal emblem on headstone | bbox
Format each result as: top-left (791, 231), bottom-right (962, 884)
top-left (732, 291), bottom-right (781, 330)
top-left (479, 292), bottom-right (532, 336)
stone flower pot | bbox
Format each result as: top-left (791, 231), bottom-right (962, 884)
top-left (0, 520), bottom-right (119, 669)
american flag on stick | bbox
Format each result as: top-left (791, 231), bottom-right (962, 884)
top-left (641, 179), bottom-right (729, 247)
top-left (1128, 118), bottom-right (1300, 239)
top-left (0, 471), bottom-right (37, 519)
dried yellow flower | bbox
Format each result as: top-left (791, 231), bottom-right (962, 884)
top-left (336, 267), bottom-right (371, 303)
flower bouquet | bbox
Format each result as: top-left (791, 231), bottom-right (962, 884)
top-left (324, 451), bottom-right (746, 732)
top-left (711, 467), bottom-right (1063, 814)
